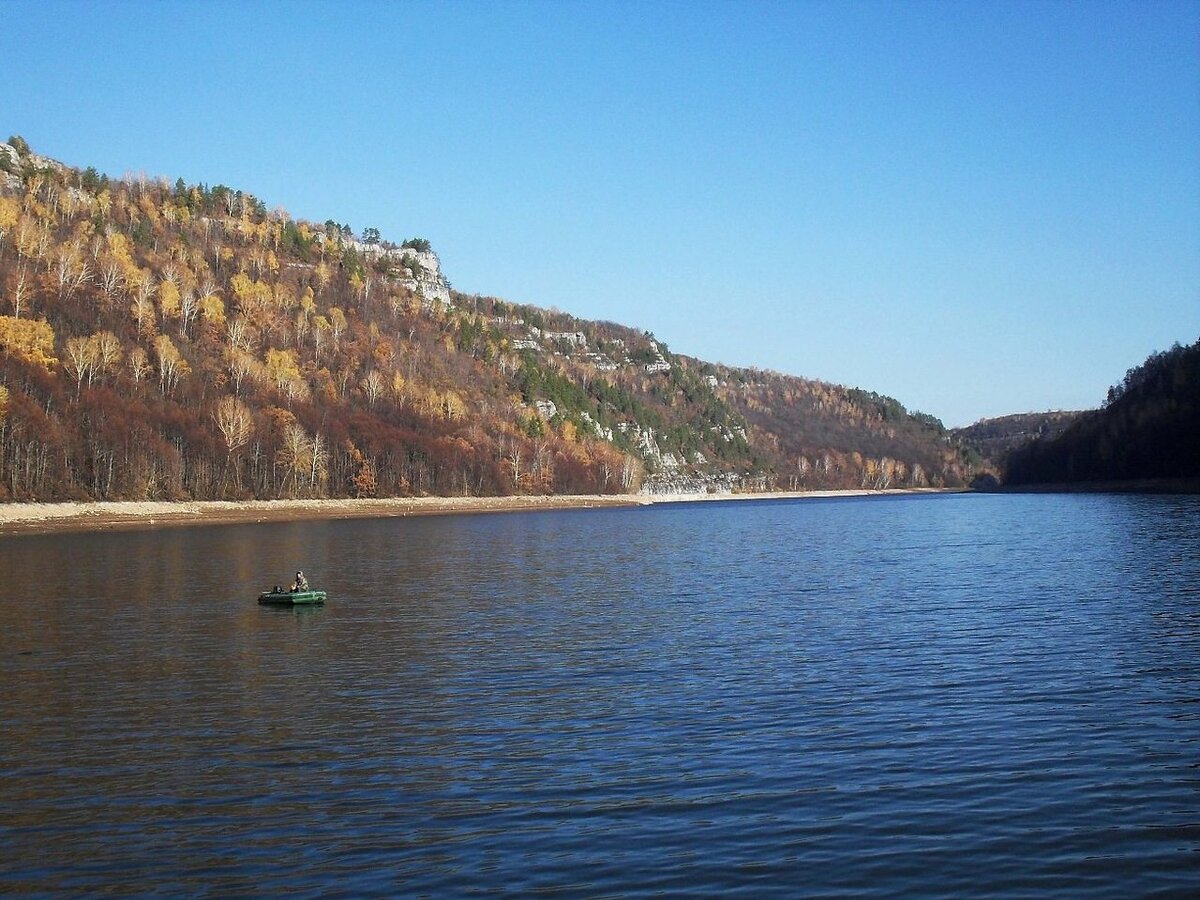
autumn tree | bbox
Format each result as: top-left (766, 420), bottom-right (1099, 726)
top-left (277, 422), bottom-right (326, 497)
top-left (229, 272), bottom-right (271, 317)
top-left (312, 313), bottom-right (330, 359)
top-left (3, 264), bottom-right (32, 319)
top-left (0, 195), bottom-right (20, 248)
top-left (0, 316), bottom-right (57, 371)
top-left (157, 272), bottom-right (182, 327)
top-left (226, 316), bottom-right (253, 353)
top-left (63, 335), bottom-right (97, 395)
top-left (328, 307), bottom-right (346, 348)
top-left (127, 345), bottom-right (151, 386)
top-left (264, 347), bottom-right (304, 402)
top-left (345, 441), bottom-right (377, 498)
top-left (213, 395), bottom-right (253, 493)
top-left (130, 273), bottom-right (156, 334)
top-left (227, 348), bottom-right (257, 396)
top-left (361, 370), bottom-right (384, 406)
top-left (199, 292), bottom-right (226, 330)
top-left (153, 333), bottom-right (189, 394)
top-left (54, 242), bottom-right (91, 301)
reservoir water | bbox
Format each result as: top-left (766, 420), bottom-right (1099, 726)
top-left (1, 493), bottom-right (1197, 895)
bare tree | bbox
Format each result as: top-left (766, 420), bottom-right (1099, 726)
top-left (93, 331), bottom-right (122, 383)
top-left (55, 243), bottom-right (92, 301)
top-left (361, 370), bottom-right (384, 406)
top-left (128, 346), bottom-right (151, 386)
top-left (308, 432), bottom-right (328, 492)
top-left (214, 395), bottom-right (254, 492)
top-left (97, 258), bottom-right (124, 304)
top-left (226, 316), bottom-right (254, 353)
top-left (63, 336), bottom-right (97, 395)
top-left (179, 289), bottom-right (199, 336)
top-left (9, 264), bottom-right (30, 318)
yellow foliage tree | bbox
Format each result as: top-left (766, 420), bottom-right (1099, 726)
top-left (442, 391), bottom-right (466, 421)
top-left (153, 333), bottom-right (189, 394)
top-left (311, 314), bottom-right (330, 358)
top-left (328, 307), bottom-right (346, 348)
top-left (106, 231), bottom-right (144, 286)
top-left (391, 371), bottom-right (408, 403)
top-left (264, 347), bottom-right (301, 390)
top-left (315, 261), bottom-right (332, 288)
top-left (264, 347), bottom-right (307, 402)
top-left (0, 316), bottom-right (57, 371)
top-left (0, 196), bottom-right (19, 242)
top-left (158, 277), bottom-right (181, 324)
top-left (229, 273), bottom-right (271, 312)
top-left (199, 294), bottom-right (226, 327)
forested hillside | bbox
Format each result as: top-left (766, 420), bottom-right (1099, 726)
top-left (1004, 339), bottom-right (1200, 485)
top-left (953, 411), bottom-right (1083, 466)
top-left (0, 138), bottom-right (978, 501)
top-left (711, 367), bottom-right (976, 490)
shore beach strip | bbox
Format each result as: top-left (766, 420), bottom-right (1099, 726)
top-left (0, 490), bottom-right (931, 536)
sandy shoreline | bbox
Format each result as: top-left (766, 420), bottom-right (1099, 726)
top-left (0, 489), bottom-right (954, 536)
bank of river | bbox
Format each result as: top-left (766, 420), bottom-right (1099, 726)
top-left (0, 489), bottom-right (953, 535)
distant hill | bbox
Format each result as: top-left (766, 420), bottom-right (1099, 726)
top-left (953, 411), bottom-right (1084, 466)
top-left (1004, 339), bottom-right (1200, 486)
top-left (711, 366), bottom-right (975, 491)
top-left (0, 137), bottom-right (981, 501)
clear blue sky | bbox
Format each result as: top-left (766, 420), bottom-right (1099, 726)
top-left (2, 0), bottom-right (1196, 426)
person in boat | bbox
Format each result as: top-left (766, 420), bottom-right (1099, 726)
top-left (290, 570), bottom-right (309, 592)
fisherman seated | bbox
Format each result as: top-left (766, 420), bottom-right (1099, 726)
top-left (290, 570), bottom-right (309, 592)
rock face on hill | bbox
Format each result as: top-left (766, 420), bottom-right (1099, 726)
top-left (340, 239), bottom-right (451, 305)
top-left (0, 142), bottom-right (36, 191)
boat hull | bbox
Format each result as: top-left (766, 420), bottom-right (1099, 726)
top-left (258, 590), bottom-right (327, 605)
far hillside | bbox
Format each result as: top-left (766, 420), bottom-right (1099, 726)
top-left (707, 365), bottom-right (976, 490)
top-left (1004, 339), bottom-right (1200, 487)
top-left (953, 411), bottom-right (1083, 466)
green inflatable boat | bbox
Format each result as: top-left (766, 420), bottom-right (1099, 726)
top-left (258, 589), bottom-right (327, 606)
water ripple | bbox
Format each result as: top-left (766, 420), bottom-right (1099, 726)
top-left (1, 494), bottom-right (1198, 895)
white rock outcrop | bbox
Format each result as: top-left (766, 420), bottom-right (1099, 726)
top-left (336, 238), bottom-right (452, 305)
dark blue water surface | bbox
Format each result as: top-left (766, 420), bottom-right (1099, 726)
top-left (1, 493), bottom-right (1198, 896)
